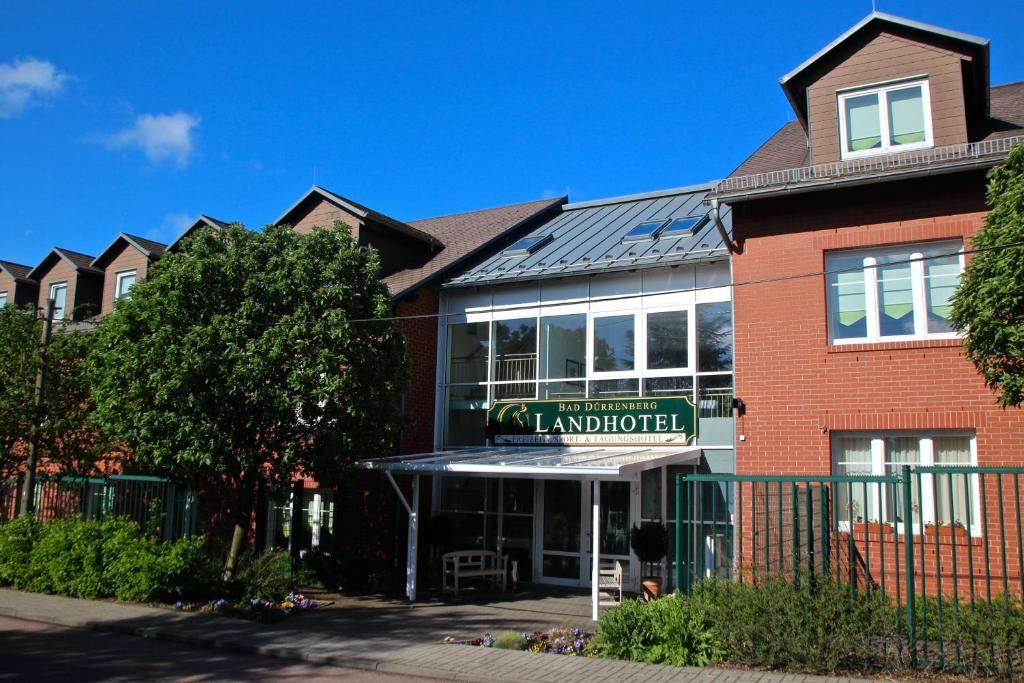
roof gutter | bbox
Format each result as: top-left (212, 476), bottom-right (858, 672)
top-left (709, 198), bottom-right (738, 253)
top-left (713, 156), bottom-right (1005, 204)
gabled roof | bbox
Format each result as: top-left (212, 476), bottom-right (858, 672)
top-left (92, 233), bottom-right (168, 269)
top-left (167, 215), bottom-right (231, 252)
top-left (27, 247), bottom-right (102, 280)
top-left (444, 184), bottom-right (728, 288)
top-left (0, 260), bottom-right (35, 285)
top-left (274, 185), bottom-right (443, 249)
top-left (385, 196), bottom-right (565, 299)
top-left (781, 12), bottom-right (990, 127)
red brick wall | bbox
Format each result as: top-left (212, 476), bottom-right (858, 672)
top-left (731, 171), bottom-right (1024, 477)
top-left (395, 288), bottom-right (439, 454)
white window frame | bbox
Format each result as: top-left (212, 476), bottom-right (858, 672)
top-left (827, 240), bottom-right (964, 345)
top-left (831, 431), bottom-right (980, 536)
top-left (642, 306), bottom-right (695, 377)
top-left (0, 291), bottom-right (8, 307)
top-left (49, 282), bottom-right (68, 320)
top-left (114, 269), bottom-right (137, 302)
top-left (589, 310), bottom-right (641, 379)
top-left (838, 78), bottom-right (933, 160)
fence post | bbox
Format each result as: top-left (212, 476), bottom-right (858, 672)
top-left (902, 465), bottom-right (917, 668)
top-left (675, 474), bottom-right (685, 594)
top-left (163, 481), bottom-right (177, 541)
top-left (289, 480), bottom-right (304, 571)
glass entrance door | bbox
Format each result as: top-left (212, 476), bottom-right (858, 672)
top-left (536, 479), bottom-right (635, 587)
top-left (539, 480), bottom-right (583, 585)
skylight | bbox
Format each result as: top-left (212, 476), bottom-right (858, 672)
top-left (661, 215), bottom-right (707, 238)
top-left (622, 220), bottom-right (668, 242)
top-left (502, 234), bottom-right (552, 257)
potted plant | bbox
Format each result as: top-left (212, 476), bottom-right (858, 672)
top-left (630, 522), bottom-right (667, 601)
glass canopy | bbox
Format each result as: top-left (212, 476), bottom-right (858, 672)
top-left (358, 445), bottom-right (701, 478)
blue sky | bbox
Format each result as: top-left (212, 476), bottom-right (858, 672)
top-left (1, 1), bottom-right (1022, 267)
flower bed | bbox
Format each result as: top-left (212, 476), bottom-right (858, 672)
top-left (445, 627), bottom-right (592, 656)
top-left (175, 591), bottom-right (320, 623)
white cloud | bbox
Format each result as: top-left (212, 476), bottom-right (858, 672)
top-left (103, 112), bottom-right (200, 166)
top-left (0, 57), bottom-right (68, 117)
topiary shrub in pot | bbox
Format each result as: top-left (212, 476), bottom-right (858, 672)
top-left (630, 522), bottom-right (667, 601)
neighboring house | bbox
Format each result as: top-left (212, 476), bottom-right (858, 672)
top-left (712, 12), bottom-right (1024, 587)
top-left (262, 186), bottom-right (566, 552)
top-left (26, 247), bottom-right (104, 321)
top-left (0, 260), bottom-right (38, 308)
top-left (91, 233), bottom-right (168, 316)
top-left (166, 215), bottom-right (231, 252)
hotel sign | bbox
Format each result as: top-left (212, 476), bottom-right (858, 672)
top-left (486, 396), bottom-right (698, 446)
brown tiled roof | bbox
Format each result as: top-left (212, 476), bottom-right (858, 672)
top-left (729, 82), bottom-right (1024, 179)
top-left (123, 233), bottom-right (168, 257)
top-left (55, 248), bottom-right (101, 272)
top-left (384, 197), bottom-right (566, 298)
top-left (728, 120), bottom-right (809, 178)
top-left (983, 81), bottom-right (1024, 140)
top-left (0, 260), bottom-right (33, 281)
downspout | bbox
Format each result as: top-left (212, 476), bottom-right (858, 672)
top-left (709, 197), bottom-right (738, 253)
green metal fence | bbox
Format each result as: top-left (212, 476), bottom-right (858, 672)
top-left (0, 474), bottom-right (198, 541)
top-left (675, 466), bottom-right (1024, 676)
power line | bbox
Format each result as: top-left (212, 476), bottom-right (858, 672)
top-left (48, 239), bottom-right (1024, 328)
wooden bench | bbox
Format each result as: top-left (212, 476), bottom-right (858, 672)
top-left (597, 559), bottom-right (625, 608)
top-left (442, 550), bottom-right (508, 596)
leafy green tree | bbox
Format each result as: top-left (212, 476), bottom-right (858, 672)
top-left (0, 306), bottom-right (103, 479)
top-left (951, 142), bottom-right (1024, 407)
top-left (88, 222), bottom-right (409, 577)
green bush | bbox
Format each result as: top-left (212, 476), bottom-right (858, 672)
top-left (232, 549), bottom-right (300, 600)
top-left (158, 536), bottom-right (220, 601)
top-left (0, 515), bottom-right (39, 588)
top-left (912, 591), bottom-right (1024, 675)
top-left (102, 517), bottom-right (164, 601)
top-left (0, 516), bottom-right (219, 603)
top-left (26, 518), bottom-right (107, 598)
top-left (492, 630), bottom-right (528, 650)
top-left (691, 577), bottom-right (899, 672)
top-left (590, 595), bottom-right (719, 666)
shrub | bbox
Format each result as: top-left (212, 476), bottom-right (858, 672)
top-left (102, 517), bottom-right (164, 601)
top-left (232, 549), bottom-right (300, 601)
top-left (492, 630), bottom-right (528, 650)
top-left (590, 595), bottom-right (719, 666)
top-left (302, 548), bottom-right (344, 591)
top-left (0, 516), bottom-right (220, 603)
top-left (0, 515), bottom-right (39, 588)
top-left (691, 577), bottom-right (899, 672)
top-left (26, 518), bottom-right (107, 598)
top-left (158, 536), bottom-right (220, 601)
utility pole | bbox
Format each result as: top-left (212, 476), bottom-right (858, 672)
top-left (19, 298), bottom-right (55, 517)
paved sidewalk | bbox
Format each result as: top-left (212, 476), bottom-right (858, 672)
top-left (0, 589), bottom-right (872, 683)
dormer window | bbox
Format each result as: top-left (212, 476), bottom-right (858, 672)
top-left (115, 270), bottom-right (137, 301)
top-left (838, 79), bottom-right (932, 159)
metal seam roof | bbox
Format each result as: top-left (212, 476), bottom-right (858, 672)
top-left (444, 185), bottom-right (729, 287)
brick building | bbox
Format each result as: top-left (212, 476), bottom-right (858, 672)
top-left (712, 13), bottom-right (1024, 593)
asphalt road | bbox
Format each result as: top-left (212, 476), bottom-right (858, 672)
top-left (0, 615), bottom-right (442, 682)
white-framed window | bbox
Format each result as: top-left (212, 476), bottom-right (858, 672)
top-left (0, 291), bottom-right (8, 307)
top-left (826, 240), bottom-right (963, 344)
top-left (48, 282), bottom-right (68, 320)
top-left (115, 270), bottom-right (137, 301)
top-left (838, 78), bottom-right (932, 159)
top-left (832, 431), bottom-right (979, 535)
top-left (440, 298), bottom-right (733, 448)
